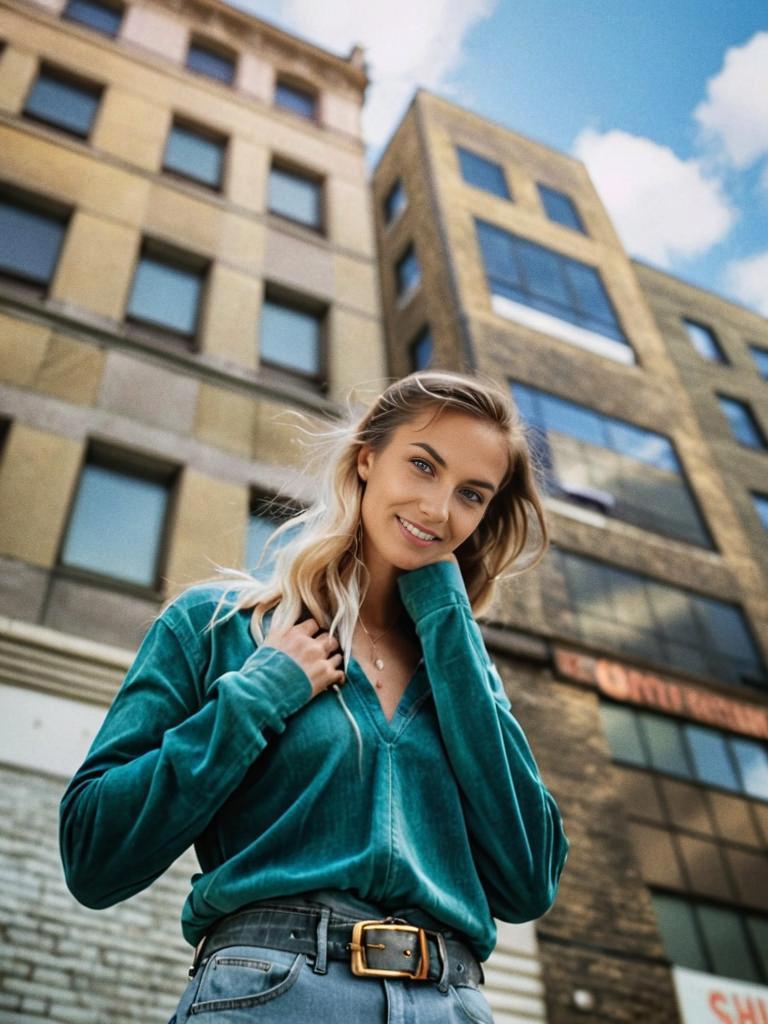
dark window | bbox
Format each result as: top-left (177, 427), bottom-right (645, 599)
top-left (457, 147), bottom-right (510, 199)
top-left (410, 325), bottom-right (433, 371)
top-left (548, 548), bottom-right (767, 689)
top-left (24, 66), bottom-right (101, 138)
top-left (268, 165), bottom-right (322, 229)
top-left (0, 194), bottom-right (68, 288)
top-left (475, 218), bottom-right (627, 345)
top-left (395, 245), bottom-right (420, 298)
top-left (163, 120), bottom-right (225, 189)
top-left (62, 0), bottom-right (123, 36)
top-left (752, 492), bottom-right (768, 530)
top-left (186, 40), bottom-right (235, 85)
top-left (683, 319), bottom-right (727, 362)
top-left (246, 495), bottom-right (299, 576)
top-left (718, 395), bottom-right (767, 449)
top-left (60, 457), bottom-right (171, 589)
top-left (126, 245), bottom-right (206, 338)
top-left (259, 293), bottom-right (322, 378)
top-left (511, 381), bottom-right (713, 547)
top-left (384, 179), bottom-right (406, 225)
top-left (749, 344), bottom-right (768, 380)
top-left (537, 184), bottom-right (586, 233)
top-left (275, 79), bottom-right (316, 120)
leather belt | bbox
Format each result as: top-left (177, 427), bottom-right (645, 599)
top-left (189, 905), bottom-right (484, 988)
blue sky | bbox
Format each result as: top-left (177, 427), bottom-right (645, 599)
top-left (233, 0), bottom-right (768, 316)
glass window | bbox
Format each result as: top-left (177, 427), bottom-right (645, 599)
top-left (260, 296), bottom-right (322, 376)
top-left (275, 80), bottom-right (316, 119)
top-left (384, 179), bottom-right (406, 225)
top-left (650, 892), bottom-right (708, 972)
top-left (24, 67), bottom-right (101, 138)
top-left (538, 184), bottom-right (585, 233)
top-left (410, 325), bottom-right (433, 371)
top-left (718, 395), bottom-right (766, 449)
top-left (684, 725), bottom-right (740, 791)
top-left (63, 0), bottom-right (123, 36)
top-left (127, 250), bottom-right (204, 337)
top-left (747, 917), bottom-right (768, 979)
top-left (247, 499), bottom-right (301, 576)
top-left (752, 493), bottom-right (768, 531)
top-left (186, 41), bottom-right (235, 85)
top-left (599, 703), bottom-right (646, 766)
top-left (60, 462), bottom-right (169, 588)
top-left (268, 166), bottom-right (321, 229)
top-left (0, 197), bottom-right (67, 287)
top-left (731, 739), bottom-right (768, 801)
top-left (683, 320), bottom-right (726, 362)
top-left (699, 905), bottom-right (762, 983)
top-left (457, 147), bottom-right (510, 199)
top-left (396, 245), bottom-right (420, 297)
top-left (749, 344), bottom-right (768, 380)
top-left (163, 122), bottom-right (225, 189)
top-left (641, 713), bottom-right (692, 778)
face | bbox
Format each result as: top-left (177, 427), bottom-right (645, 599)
top-left (356, 406), bottom-right (509, 576)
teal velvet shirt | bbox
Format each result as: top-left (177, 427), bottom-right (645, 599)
top-left (59, 560), bottom-right (569, 961)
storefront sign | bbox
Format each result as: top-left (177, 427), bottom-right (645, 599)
top-left (553, 647), bottom-right (768, 739)
top-left (673, 966), bottom-right (768, 1024)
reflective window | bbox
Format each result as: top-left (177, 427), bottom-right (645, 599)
top-left (718, 395), bottom-right (766, 449)
top-left (60, 462), bottom-right (169, 587)
top-left (186, 41), bottom-right (235, 84)
top-left (752, 492), bottom-right (768, 531)
top-left (731, 739), bottom-right (768, 800)
top-left (538, 184), bottom-right (585, 233)
top-left (749, 344), bottom-right (768, 380)
top-left (457, 147), bottom-right (510, 199)
top-left (268, 166), bottom-right (321, 229)
top-left (683, 320), bottom-right (726, 362)
top-left (63, 0), bottom-right (123, 36)
top-left (650, 893), bottom-right (708, 973)
top-left (24, 67), bottom-right (101, 137)
top-left (685, 725), bottom-right (740, 791)
top-left (384, 179), bottom-right (406, 225)
top-left (163, 121), bottom-right (225, 189)
top-left (260, 296), bottom-right (322, 376)
top-left (699, 905), bottom-right (762, 984)
top-left (598, 704), bottom-right (645, 765)
top-left (476, 218), bottom-right (626, 343)
top-left (644, 714), bottom-right (691, 778)
top-left (511, 381), bottom-right (711, 547)
top-left (127, 250), bottom-right (205, 337)
top-left (396, 245), bottom-right (420, 297)
top-left (410, 325), bottom-right (433, 371)
top-left (246, 498), bottom-right (299, 577)
top-left (0, 197), bottom-right (67, 287)
top-left (275, 80), bottom-right (316, 119)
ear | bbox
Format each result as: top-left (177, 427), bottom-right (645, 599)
top-left (357, 444), bottom-right (374, 482)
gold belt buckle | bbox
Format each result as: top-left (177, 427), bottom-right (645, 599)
top-left (348, 918), bottom-right (430, 980)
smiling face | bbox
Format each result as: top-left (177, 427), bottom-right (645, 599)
top-left (356, 405), bottom-right (510, 577)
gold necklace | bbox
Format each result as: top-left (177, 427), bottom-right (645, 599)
top-left (358, 612), bottom-right (399, 688)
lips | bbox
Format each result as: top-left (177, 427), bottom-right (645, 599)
top-left (396, 515), bottom-right (441, 543)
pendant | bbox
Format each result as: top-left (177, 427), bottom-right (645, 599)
top-left (374, 658), bottom-right (385, 670)
top-left (375, 680), bottom-right (383, 689)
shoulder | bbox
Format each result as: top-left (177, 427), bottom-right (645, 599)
top-left (159, 582), bottom-right (247, 640)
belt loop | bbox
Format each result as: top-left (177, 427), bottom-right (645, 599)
top-left (313, 906), bottom-right (331, 975)
top-left (435, 932), bottom-right (450, 993)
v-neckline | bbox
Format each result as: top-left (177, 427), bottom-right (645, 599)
top-left (348, 654), bottom-right (427, 738)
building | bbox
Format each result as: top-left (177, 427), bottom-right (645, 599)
top-left (0, 0), bottom-right (381, 1020)
top-left (372, 91), bottom-right (768, 1023)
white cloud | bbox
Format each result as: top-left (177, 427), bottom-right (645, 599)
top-left (573, 128), bottom-right (736, 267)
top-left (694, 31), bottom-right (768, 169)
top-left (725, 251), bottom-right (768, 315)
top-left (234, 0), bottom-right (497, 147)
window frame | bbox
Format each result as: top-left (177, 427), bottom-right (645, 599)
top-left (0, 185), bottom-right (70, 295)
top-left (246, 490), bottom-right (303, 576)
top-left (185, 36), bottom-right (237, 86)
top-left (537, 183), bottom-right (587, 234)
top-left (383, 179), bottom-right (407, 227)
top-left (748, 343), bottom-right (768, 381)
top-left (395, 243), bottom-right (421, 301)
top-left (161, 116), bottom-right (228, 191)
top-left (258, 284), bottom-right (327, 389)
top-left (409, 324), bottom-right (433, 372)
top-left (456, 145), bottom-right (510, 200)
top-left (23, 62), bottom-right (103, 140)
top-left (717, 394), bottom-right (768, 451)
top-left (124, 239), bottom-right (209, 345)
top-left (274, 76), bottom-right (318, 121)
top-left (267, 159), bottom-right (324, 233)
top-left (683, 319), bottom-right (728, 363)
top-left (62, 0), bottom-right (124, 38)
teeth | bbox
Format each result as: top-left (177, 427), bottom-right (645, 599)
top-left (398, 516), bottom-right (437, 541)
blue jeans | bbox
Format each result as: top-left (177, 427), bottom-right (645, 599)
top-left (167, 889), bottom-right (495, 1023)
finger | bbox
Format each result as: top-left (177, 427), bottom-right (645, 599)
top-left (322, 633), bottom-right (340, 652)
top-left (295, 618), bottom-right (319, 634)
top-left (330, 652), bottom-right (343, 666)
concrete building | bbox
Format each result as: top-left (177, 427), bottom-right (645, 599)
top-left (372, 92), bottom-right (768, 1024)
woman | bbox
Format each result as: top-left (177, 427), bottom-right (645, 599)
top-left (59, 370), bottom-right (569, 1023)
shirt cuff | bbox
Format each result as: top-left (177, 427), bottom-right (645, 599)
top-left (397, 560), bottom-right (471, 621)
top-left (240, 645), bottom-right (314, 719)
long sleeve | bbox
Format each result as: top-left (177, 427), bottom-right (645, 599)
top-left (398, 560), bottom-right (569, 923)
top-left (59, 597), bottom-right (313, 911)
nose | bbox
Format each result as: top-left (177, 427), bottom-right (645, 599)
top-left (418, 487), bottom-right (450, 528)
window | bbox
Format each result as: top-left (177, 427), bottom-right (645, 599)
top-left (59, 456), bottom-right (172, 589)
top-left (246, 495), bottom-right (299, 576)
top-left (537, 184), bottom-right (586, 233)
top-left (749, 344), bottom-right (768, 380)
top-left (0, 193), bottom-right (68, 289)
top-left (62, 0), bottom-right (123, 36)
top-left (126, 244), bottom-right (206, 338)
top-left (547, 548), bottom-right (767, 688)
top-left (162, 120), bottom-right (225, 189)
top-left (267, 164), bottom-right (322, 230)
top-left (457, 146), bottom-right (509, 199)
top-left (275, 79), bottom-right (316, 120)
top-left (395, 245), bottom-right (420, 298)
top-left (384, 179), bottom-right (406, 225)
top-left (410, 325), bottom-right (433, 371)
top-left (717, 395), bottom-right (767, 449)
top-left (683, 319), bottom-right (727, 362)
top-left (259, 293), bottom-right (323, 378)
top-left (24, 66), bottom-right (102, 138)
top-left (475, 219), bottom-right (630, 359)
top-left (752, 492), bottom-right (768, 531)
top-left (511, 381), bottom-right (713, 547)
top-left (186, 39), bottom-right (235, 85)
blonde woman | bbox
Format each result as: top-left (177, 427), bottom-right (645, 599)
top-left (60, 370), bottom-right (569, 1024)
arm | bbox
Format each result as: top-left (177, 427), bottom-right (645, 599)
top-left (59, 601), bottom-right (312, 910)
top-left (398, 560), bottom-right (569, 922)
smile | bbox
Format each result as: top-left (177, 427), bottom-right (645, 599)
top-left (396, 515), bottom-right (440, 544)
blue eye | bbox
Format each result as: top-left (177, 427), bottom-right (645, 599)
top-left (411, 459), bottom-right (484, 505)
top-left (411, 458), bottom-right (433, 473)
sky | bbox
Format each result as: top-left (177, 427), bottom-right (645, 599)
top-left (231, 0), bottom-right (768, 317)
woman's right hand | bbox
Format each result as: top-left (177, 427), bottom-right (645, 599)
top-left (260, 614), bottom-right (345, 698)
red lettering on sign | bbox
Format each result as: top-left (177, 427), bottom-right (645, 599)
top-left (709, 992), bottom-right (733, 1024)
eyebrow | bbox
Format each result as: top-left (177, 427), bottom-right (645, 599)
top-left (409, 442), bottom-right (498, 493)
